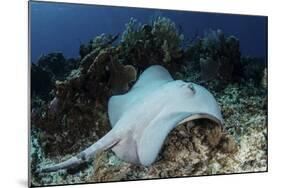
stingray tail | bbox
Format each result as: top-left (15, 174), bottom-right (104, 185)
top-left (39, 130), bottom-right (119, 173)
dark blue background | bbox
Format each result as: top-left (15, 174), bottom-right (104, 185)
top-left (30, 1), bottom-right (267, 63)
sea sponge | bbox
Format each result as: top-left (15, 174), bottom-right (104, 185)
top-left (109, 63), bottom-right (137, 95)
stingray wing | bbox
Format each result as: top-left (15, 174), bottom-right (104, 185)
top-left (108, 65), bottom-right (173, 127)
top-left (136, 82), bottom-right (223, 166)
top-left (108, 65), bottom-right (223, 166)
top-left (137, 111), bottom-right (222, 166)
top-left (137, 111), bottom-right (192, 166)
top-left (132, 65), bottom-right (173, 89)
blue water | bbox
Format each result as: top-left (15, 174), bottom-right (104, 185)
top-left (30, 1), bottom-right (267, 63)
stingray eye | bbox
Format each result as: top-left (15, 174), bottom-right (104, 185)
top-left (186, 83), bottom-right (196, 95)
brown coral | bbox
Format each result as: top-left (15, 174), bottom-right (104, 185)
top-left (109, 63), bottom-right (137, 95)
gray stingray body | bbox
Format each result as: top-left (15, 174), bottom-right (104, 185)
top-left (40, 65), bottom-right (223, 173)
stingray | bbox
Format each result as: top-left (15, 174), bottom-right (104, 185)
top-left (40, 65), bottom-right (223, 173)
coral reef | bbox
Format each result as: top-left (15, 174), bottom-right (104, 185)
top-left (37, 52), bottom-right (67, 78)
top-left (30, 16), bottom-right (267, 186)
top-left (151, 17), bottom-right (184, 63)
top-left (119, 17), bottom-right (184, 72)
top-left (31, 53), bottom-right (79, 100)
top-left (121, 18), bottom-right (146, 53)
top-left (31, 33), bottom-right (141, 159)
top-left (240, 57), bottom-right (266, 85)
top-left (37, 52), bottom-right (78, 79)
top-left (79, 33), bottom-right (119, 59)
top-left (183, 29), bottom-right (267, 92)
top-left (108, 63), bottom-right (137, 95)
top-left (199, 30), bottom-right (241, 83)
top-left (31, 63), bottom-right (54, 100)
